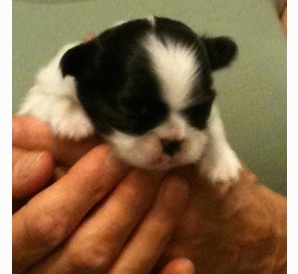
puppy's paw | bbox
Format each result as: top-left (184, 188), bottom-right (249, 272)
top-left (19, 90), bottom-right (94, 140)
top-left (50, 99), bottom-right (95, 140)
top-left (199, 145), bottom-right (242, 186)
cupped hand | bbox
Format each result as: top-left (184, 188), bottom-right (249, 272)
top-left (154, 162), bottom-right (287, 274)
top-left (12, 116), bottom-right (194, 274)
top-left (13, 116), bottom-right (286, 274)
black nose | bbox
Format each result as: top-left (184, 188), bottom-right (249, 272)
top-left (161, 139), bottom-right (180, 157)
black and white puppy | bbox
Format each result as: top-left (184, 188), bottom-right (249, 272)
top-left (19, 16), bottom-right (241, 185)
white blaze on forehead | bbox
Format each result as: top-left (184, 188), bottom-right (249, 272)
top-left (113, 19), bottom-right (128, 27)
top-left (154, 113), bottom-right (187, 140)
top-left (143, 34), bottom-right (199, 110)
top-left (147, 15), bottom-right (156, 26)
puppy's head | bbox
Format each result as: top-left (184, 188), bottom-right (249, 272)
top-left (60, 17), bottom-right (237, 170)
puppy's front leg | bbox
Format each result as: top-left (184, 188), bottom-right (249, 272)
top-left (199, 106), bottom-right (242, 185)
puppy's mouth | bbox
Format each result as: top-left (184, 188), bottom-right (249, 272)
top-left (108, 131), bottom-right (193, 170)
top-left (151, 155), bottom-right (173, 165)
top-left (146, 154), bottom-right (178, 170)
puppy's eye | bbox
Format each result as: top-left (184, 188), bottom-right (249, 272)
top-left (136, 104), bottom-right (149, 116)
top-left (120, 101), bottom-right (148, 117)
top-left (182, 102), bottom-right (212, 130)
top-left (117, 98), bottom-right (168, 135)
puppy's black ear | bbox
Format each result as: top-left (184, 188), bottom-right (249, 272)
top-left (202, 37), bottom-right (238, 70)
top-left (60, 42), bottom-right (98, 78)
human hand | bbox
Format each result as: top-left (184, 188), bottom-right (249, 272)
top-left (12, 115), bottom-right (100, 213)
top-left (13, 116), bottom-right (286, 274)
top-left (154, 165), bottom-right (287, 274)
top-left (12, 116), bottom-right (194, 274)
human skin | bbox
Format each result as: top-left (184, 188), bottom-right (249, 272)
top-left (12, 116), bottom-right (286, 274)
top-left (154, 165), bottom-right (286, 274)
top-left (12, 116), bottom-right (194, 274)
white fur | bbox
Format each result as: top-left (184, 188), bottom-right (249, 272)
top-left (143, 34), bottom-right (198, 110)
top-left (107, 112), bottom-right (209, 171)
top-left (108, 105), bottom-right (241, 184)
top-left (18, 34), bottom-right (241, 186)
top-left (199, 106), bottom-right (242, 184)
top-left (147, 16), bottom-right (156, 27)
top-left (114, 16), bottom-right (155, 28)
top-left (18, 43), bottom-right (94, 140)
top-left (113, 20), bottom-right (128, 27)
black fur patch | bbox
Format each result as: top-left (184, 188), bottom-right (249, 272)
top-left (60, 17), bottom-right (237, 136)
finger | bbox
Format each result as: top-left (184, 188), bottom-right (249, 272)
top-left (12, 116), bottom-right (54, 151)
top-left (12, 144), bottom-right (129, 273)
top-left (109, 174), bottom-right (189, 274)
top-left (159, 258), bottom-right (195, 274)
top-left (12, 148), bottom-right (54, 200)
top-left (52, 136), bottom-right (103, 169)
top-left (13, 115), bottom-right (102, 167)
top-left (29, 170), bottom-right (166, 274)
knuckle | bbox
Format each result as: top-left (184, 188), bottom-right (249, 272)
top-left (123, 184), bottom-right (141, 204)
top-left (26, 210), bottom-right (69, 248)
top-left (69, 242), bottom-right (114, 272)
top-left (121, 180), bottom-right (147, 207)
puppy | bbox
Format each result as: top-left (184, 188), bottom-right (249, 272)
top-left (18, 16), bottom-right (241, 185)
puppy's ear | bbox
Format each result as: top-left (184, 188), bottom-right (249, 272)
top-left (202, 37), bottom-right (238, 70)
top-left (60, 42), bottom-right (98, 78)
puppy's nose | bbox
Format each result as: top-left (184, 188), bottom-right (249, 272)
top-left (161, 139), bottom-right (180, 157)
